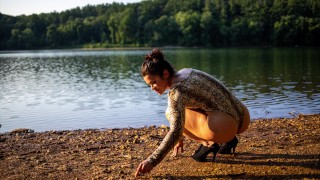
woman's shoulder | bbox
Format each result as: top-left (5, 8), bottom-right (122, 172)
top-left (176, 68), bottom-right (194, 80)
top-left (176, 68), bottom-right (211, 81)
top-left (177, 68), bottom-right (193, 74)
top-left (178, 68), bottom-right (205, 76)
top-left (170, 68), bottom-right (193, 86)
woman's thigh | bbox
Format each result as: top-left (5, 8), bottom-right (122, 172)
top-left (184, 109), bottom-right (238, 144)
top-left (206, 111), bottom-right (238, 143)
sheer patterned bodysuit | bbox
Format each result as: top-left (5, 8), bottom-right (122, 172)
top-left (147, 69), bottom-right (244, 166)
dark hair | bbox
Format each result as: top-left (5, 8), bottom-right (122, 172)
top-left (141, 48), bottom-right (175, 78)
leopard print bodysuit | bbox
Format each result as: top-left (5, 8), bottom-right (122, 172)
top-left (146, 69), bottom-right (244, 166)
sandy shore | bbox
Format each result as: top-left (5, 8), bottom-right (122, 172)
top-left (0, 114), bottom-right (319, 179)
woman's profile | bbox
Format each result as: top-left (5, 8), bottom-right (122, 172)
top-left (135, 48), bottom-right (250, 177)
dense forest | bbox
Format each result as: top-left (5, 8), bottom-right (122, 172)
top-left (0, 0), bottom-right (319, 50)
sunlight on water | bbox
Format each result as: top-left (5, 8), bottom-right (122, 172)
top-left (0, 48), bottom-right (319, 132)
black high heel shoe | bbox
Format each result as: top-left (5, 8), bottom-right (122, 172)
top-left (218, 136), bottom-right (238, 155)
top-left (191, 143), bottom-right (220, 162)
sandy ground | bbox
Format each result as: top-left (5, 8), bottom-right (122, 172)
top-left (0, 114), bottom-right (319, 179)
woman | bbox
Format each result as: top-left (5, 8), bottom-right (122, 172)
top-left (135, 49), bottom-right (250, 177)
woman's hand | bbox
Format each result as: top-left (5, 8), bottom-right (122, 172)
top-left (135, 160), bottom-right (153, 177)
top-left (171, 139), bottom-right (184, 157)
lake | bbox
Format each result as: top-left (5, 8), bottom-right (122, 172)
top-left (0, 48), bottom-right (319, 133)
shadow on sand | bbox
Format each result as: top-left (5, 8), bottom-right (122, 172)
top-left (155, 152), bottom-right (320, 179)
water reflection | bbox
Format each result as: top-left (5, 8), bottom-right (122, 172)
top-left (0, 48), bottom-right (319, 132)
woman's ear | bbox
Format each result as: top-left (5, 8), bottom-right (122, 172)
top-left (163, 69), bottom-right (169, 79)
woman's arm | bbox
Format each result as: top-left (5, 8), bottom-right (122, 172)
top-left (146, 88), bottom-right (186, 167)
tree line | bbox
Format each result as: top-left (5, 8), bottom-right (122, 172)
top-left (0, 0), bottom-right (319, 50)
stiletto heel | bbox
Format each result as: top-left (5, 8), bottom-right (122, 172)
top-left (192, 143), bottom-right (220, 162)
top-left (218, 136), bottom-right (238, 156)
top-left (211, 143), bottom-right (220, 162)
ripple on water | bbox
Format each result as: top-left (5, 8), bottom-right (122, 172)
top-left (1, 49), bottom-right (319, 132)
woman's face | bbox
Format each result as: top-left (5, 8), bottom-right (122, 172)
top-left (143, 70), bottom-right (170, 95)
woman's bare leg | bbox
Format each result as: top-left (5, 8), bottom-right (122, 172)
top-left (205, 111), bottom-right (238, 143)
top-left (183, 109), bottom-right (239, 144)
top-left (166, 108), bottom-right (211, 146)
top-left (182, 128), bottom-right (211, 146)
top-left (167, 107), bottom-right (245, 145)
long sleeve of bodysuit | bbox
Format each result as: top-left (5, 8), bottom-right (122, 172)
top-left (146, 87), bottom-right (186, 167)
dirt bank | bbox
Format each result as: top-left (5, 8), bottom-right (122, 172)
top-left (0, 114), bottom-right (319, 179)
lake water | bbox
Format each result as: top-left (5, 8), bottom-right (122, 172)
top-left (0, 48), bottom-right (319, 133)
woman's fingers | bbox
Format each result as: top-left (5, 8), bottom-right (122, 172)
top-left (135, 160), bottom-right (153, 177)
top-left (171, 148), bottom-right (178, 157)
top-left (171, 143), bottom-right (184, 157)
top-left (135, 163), bottom-right (143, 177)
top-left (180, 140), bottom-right (184, 153)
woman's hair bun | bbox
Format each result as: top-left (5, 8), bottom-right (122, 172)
top-left (141, 48), bottom-right (175, 77)
top-left (144, 48), bottom-right (164, 61)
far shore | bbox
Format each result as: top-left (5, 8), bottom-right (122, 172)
top-left (0, 46), bottom-right (186, 53)
top-left (2, 45), bottom-right (316, 54)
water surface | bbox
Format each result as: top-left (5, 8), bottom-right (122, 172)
top-left (0, 48), bottom-right (319, 132)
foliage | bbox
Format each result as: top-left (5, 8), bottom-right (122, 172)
top-left (0, 0), bottom-right (319, 50)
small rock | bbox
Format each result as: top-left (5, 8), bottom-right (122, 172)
top-left (10, 128), bottom-right (33, 134)
top-left (58, 165), bottom-right (72, 172)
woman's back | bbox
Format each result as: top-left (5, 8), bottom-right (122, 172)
top-left (169, 68), bottom-right (244, 124)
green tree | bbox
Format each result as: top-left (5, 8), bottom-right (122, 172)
top-left (230, 17), bottom-right (248, 45)
top-left (8, 28), bottom-right (22, 49)
top-left (20, 28), bottom-right (36, 49)
top-left (305, 17), bottom-right (320, 45)
top-left (200, 0), bottom-right (220, 46)
top-left (1, 0), bottom-right (320, 49)
top-left (8, 28), bottom-right (36, 49)
top-left (164, 0), bottom-right (203, 13)
top-left (46, 24), bottom-right (61, 47)
top-left (136, 0), bottom-right (165, 45)
top-left (107, 13), bottom-right (120, 44)
top-left (175, 11), bottom-right (201, 46)
top-left (274, 15), bottom-right (299, 45)
top-left (118, 7), bottom-right (138, 44)
top-left (152, 15), bottom-right (179, 45)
